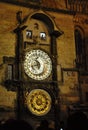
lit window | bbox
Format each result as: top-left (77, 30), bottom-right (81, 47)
top-left (7, 64), bottom-right (13, 80)
top-left (40, 32), bottom-right (46, 40)
top-left (26, 30), bottom-right (32, 39)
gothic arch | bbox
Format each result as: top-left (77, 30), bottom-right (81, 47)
top-left (28, 10), bottom-right (63, 36)
top-left (75, 25), bottom-right (85, 39)
top-left (31, 12), bottom-right (54, 33)
top-left (74, 26), bottom-right (86, 70)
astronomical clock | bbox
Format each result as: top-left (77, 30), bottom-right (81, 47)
top-left (13, 10), bottom-right (62, 129)
top-left (24, 49), bottom-right (52, 81)
top-left (23, 49), bottom-right (53, 117)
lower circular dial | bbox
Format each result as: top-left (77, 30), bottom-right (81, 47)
top-left (25, 89), bottom-right (52, 116)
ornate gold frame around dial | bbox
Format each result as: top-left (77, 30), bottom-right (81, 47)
top-left (25, 89), bottom-right (52, 116)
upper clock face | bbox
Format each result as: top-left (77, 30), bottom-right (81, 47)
top-left (24, 49), bottom-right (52, 80)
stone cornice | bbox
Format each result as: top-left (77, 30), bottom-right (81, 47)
top-left (0, 0), bottom-right (75, 15)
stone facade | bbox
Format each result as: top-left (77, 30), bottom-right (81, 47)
top-left (0, 1), bottom-right (88, 127)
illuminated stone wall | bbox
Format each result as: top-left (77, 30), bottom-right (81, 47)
top-left (0, 1), bottom-right (88, 121)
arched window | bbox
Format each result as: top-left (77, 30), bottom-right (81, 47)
top-left (75, 28), bottom-right (86, 70)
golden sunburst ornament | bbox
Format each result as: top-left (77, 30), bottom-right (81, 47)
top-left (25, 89), bottom-right (52, 116)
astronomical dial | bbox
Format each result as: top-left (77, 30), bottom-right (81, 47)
top-left (24, 49), bottom-right (52, 80)
top-left (25, 89), bottom-right (52, 116)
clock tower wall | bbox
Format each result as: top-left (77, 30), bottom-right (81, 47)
top-left (0, 2), bottom-right (80, 128)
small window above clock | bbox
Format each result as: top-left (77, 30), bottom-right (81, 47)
top-left (40, 32), bottom-right (46, 40)
top-left (26, 30), bottom-right (32, 39)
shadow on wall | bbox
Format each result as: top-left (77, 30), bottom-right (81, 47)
top-left (0, 119), bottom-right (33, 130)
top-left (66, 111), bottom-right (88, 130)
